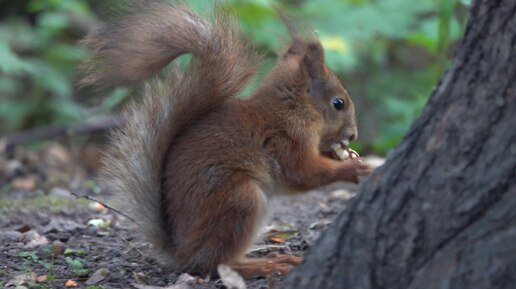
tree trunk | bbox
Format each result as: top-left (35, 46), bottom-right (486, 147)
top-left (283, 0), bottom-right (516, 288)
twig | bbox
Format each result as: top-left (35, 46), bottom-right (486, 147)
top-left (70, 191), bottom-right (138, 224)
top-left (118, 235), bottom-right (145, 257)
top-left (0, 115), bottom-right (122, 153)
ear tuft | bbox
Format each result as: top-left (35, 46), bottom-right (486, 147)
top-left (302, 42), bottom-right (325, 79)
top-left (284, 39), bottom-right (305, 57)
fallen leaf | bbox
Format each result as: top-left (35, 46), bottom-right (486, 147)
top-left (264, 221), bottom-right (298, 244)
top-left (44, 143), bottom-right (71, 167)
top-left (264, 221), bottom-right (294, 232)
top-left (12, 176), bottom-right (37, 190)
top-left (5, 272), bottom-right (37, 287)
top-left (267, 236), bottom-right (285, 243)
top-left (65, 257), bottom-right (90, 277)
top-left (65, 279), bottom-right (78, 287)
top-left (20, 230), bottom-right (49, 248)
top-left (133, 272), bottom-right (148, 284)
top-left (37, 275), bottom-right (48, 283)
top-left (15, 224), bottom-right (31, 233)
top-left (85, 268), bottom-right (109, 285)
top-left (217, 264), bottom-right (246, 289)
top-left (265, 230), bottom-right (298, 242)
top-left (64, 248), bottom-right (88, 256)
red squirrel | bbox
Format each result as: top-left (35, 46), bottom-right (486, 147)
top-left (80, 1), bottom-right (372, 279)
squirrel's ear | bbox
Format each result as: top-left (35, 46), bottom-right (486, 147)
top-left (302, 42), bottom-right (325, 80)
top-left (283, 39), bottom-right (305, 57)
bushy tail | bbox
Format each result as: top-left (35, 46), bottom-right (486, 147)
top-left (80, 2), bottom-right (258, 263)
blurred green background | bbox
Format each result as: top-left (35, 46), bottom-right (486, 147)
top-left (0, 0), bottom-right (470, 156)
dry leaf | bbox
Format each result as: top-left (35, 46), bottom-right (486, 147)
top-left (264, 221), bottom-right (298, 244)
top-left (12, 176), bottom-right (37, 190)
top-left (65, 279), bottom-right (78, 287)
top-left (37, 275), bottom-right (48, 283)
top-left (5, 272), bottom-right (37, 287)
top-left (15, 224), bottom-right (31, 233)
top-left (267, 236), bottom-right (285, 243)
top-left (266, 230), bottom-right (297, 240)
top-left (85, 268), bottom-right (109, 285)
top-left (21, 230), bottom-right (49, 248)
top-left (133, 272), bottom-right (149, 284)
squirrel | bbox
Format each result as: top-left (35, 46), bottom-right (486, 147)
top-left (80, 1), bottom-right (372, 279)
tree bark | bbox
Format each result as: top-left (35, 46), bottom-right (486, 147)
top-left (283, 0), bottom-right (516, 288)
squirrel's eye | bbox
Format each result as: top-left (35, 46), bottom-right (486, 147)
top-left (332, 98), bottom-right (345, 110)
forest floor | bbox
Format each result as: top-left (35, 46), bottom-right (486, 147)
top-left (0, 143), bottom-right (383, 289)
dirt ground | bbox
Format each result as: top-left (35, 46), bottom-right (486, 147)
top-left (0, 143), bottom-right (375, 289)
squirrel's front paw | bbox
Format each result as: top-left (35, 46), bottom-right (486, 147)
top-left (337, 160), bottom-right (372, 183)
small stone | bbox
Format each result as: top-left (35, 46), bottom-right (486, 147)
top-left (52, 240), bottom-right (66, 256)
top-left (43, 218), bottom-right (83, 234)
top-left (85, 226), bottom-right (98, 236)
top-left (0, 230), bottom-right (22, 242)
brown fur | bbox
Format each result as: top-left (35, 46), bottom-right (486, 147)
top-left (81, 1), bottom-right (371, 278)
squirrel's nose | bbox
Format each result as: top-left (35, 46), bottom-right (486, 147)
top-left (348, 133), bottom-right (357, 142)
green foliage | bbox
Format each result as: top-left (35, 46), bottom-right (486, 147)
top-left (65, 256), bottom-right (90, 276)
top-left (0, 0), bottom-right (470, 155)
top-left (15, 250), bottom-right (54, 270)
top-left (0, 0), bottom-right (94, 133)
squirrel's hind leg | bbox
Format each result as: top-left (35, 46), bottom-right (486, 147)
top-left (173, 180), bottom-right (268, 275)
